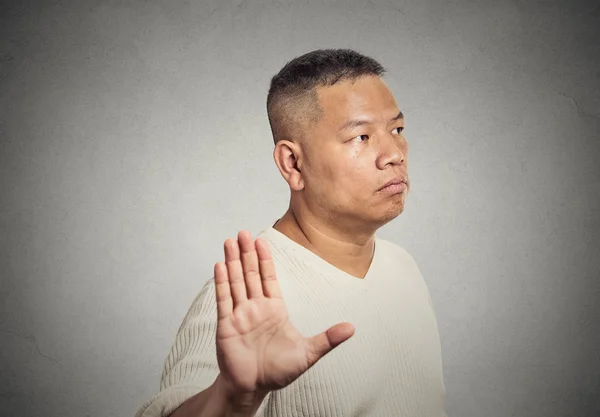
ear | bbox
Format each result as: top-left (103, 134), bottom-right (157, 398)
top-left (273, 140), bottom-right (304, 191)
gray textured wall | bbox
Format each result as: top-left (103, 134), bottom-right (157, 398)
top-left (1, 0), bottom-right (599, 416)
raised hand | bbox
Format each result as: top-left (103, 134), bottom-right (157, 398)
top-left (214, 230), bottom-right (355, 397)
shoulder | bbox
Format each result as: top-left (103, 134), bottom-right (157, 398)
top-left (375, 235), bottom-right (421, 272)
top-left (375, 236), bottom-right (433, 297)
top-left (189, 278), bottom-right (217, 311)
top-left (174, 278), bottom-right (218, 334)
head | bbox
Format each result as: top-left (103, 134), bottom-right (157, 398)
top-left (267, 49), bottom-right (409, 235)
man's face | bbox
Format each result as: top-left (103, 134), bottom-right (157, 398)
top-left (300, 75), bottom-right (409, 230)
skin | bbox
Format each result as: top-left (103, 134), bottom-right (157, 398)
top-left (272, 74), bottom-right (409, 279)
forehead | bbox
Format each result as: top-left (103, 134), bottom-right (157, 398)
top-left (314, 76), bottom-right (400, 124)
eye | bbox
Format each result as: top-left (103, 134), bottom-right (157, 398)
top-left (392, 127), bottom-right (404, 135)
top-left (351, 134), bottom-right (369, 142)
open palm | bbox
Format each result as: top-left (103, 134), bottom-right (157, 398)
top-left (214, 230), bottom-right (355, 395)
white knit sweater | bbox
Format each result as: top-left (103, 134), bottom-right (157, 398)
top-left (136, 225), bottom-right (448, 417)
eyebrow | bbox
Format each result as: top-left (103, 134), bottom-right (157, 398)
top-left (338, 110), bottom-right (404, 132)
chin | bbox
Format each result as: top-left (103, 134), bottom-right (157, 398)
top-left (383, 201), bottom-right (405, 220)
top-left (372, 205), bottom-right (404, 227)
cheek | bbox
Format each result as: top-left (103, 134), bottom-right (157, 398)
top-left (306, 161), bottom-right (339, 200)
top-left (344, 164), bottom-right (373, 198)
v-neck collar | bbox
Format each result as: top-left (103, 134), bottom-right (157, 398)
top-left (259, 224), bottom-right (379, 287)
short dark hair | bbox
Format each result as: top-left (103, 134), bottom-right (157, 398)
top-left (266, 49), bottom-right (386, 145)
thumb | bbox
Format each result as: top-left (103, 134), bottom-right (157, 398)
top-left (305, 322), bottom-right (355, 367)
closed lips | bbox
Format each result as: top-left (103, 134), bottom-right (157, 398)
top-left (379, 178), bottom-right (406, 190)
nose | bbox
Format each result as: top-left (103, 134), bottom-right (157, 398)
top-left (376, 133), bottom-right (406, 169)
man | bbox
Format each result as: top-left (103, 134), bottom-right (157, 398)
top-left (136, 49), bottom-right (447, 417)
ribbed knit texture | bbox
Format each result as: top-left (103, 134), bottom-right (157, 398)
top-left (135, 226), bottom-right (447, 417)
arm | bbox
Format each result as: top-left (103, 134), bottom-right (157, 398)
top-left (169, 374), bottom-right (268, 417)
top-left (135, 279), bottom-right (231, 417)
top-left (137, 231), bottom-right (352, 417)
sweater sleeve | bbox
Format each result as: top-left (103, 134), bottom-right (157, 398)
top-left (135, 278), bottom-right (220, 417)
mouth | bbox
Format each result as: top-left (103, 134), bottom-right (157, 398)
top-left (379, 181), bottom-right (407, 193)
top-left (378, 178), bottom-right (407, 191)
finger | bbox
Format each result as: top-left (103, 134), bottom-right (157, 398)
top-left (255, 237), bottom-right (282, 299)
top-left (214, 262), bottom-right (233, 320)
top-left (305, 322), bottom-right (355, 367)
top-left (224, 238), bottom-right (248, 306)
top-left (238, 231), bottom-right (264, 299)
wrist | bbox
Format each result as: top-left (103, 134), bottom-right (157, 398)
top-left (213, 374), bottom-right (269, 415)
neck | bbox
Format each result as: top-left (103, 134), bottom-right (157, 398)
top-left (272, 207), bottom-right (376, 279)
